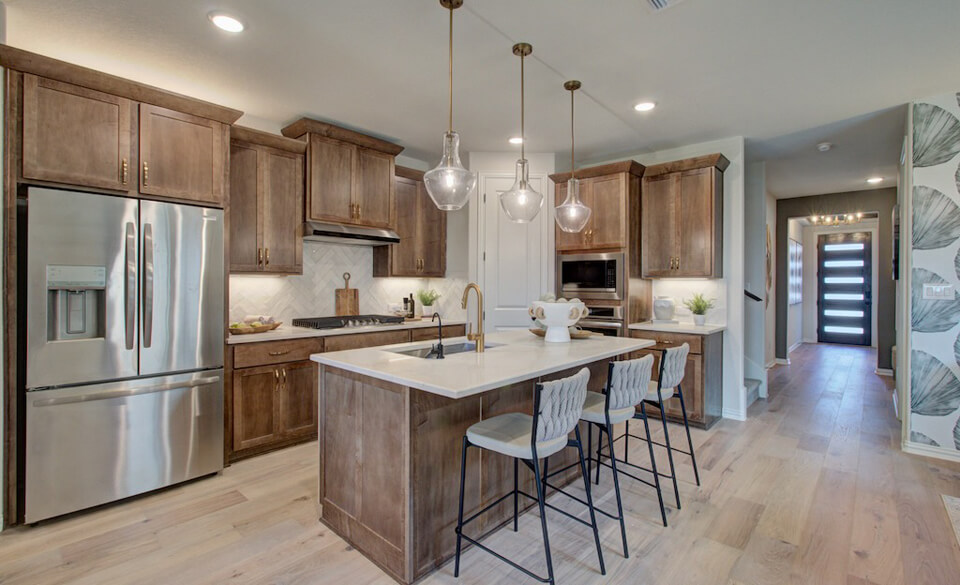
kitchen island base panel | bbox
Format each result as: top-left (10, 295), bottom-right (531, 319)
top-left (318, 361), bottom-right (608, 584)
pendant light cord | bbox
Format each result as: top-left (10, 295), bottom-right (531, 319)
top-left (448, 5), bottom-right (453, 133)
top-left (570, 88), bottom-right (575, 180)
top-left (520, 52), bottom-right (525, 161)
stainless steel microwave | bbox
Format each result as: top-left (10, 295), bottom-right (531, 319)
top-left (557, 253), bottom-right (624, 300)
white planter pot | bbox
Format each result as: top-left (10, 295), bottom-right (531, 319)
top-left (422, 305), bottom-right (437, 318)
top-left (693, 314), bottom-right (706, 326)
top-left (653, 296), bottom-right (676, 321)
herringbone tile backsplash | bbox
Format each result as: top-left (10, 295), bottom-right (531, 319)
top-left (230, 241), bottom-right (468, 323)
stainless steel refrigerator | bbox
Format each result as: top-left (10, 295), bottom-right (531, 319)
top-left (23, 187), bottom-right (224, 523)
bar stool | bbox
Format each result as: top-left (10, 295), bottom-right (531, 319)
top-left (575, 355), bottom-right (667, 558)
top-left (619, 343), bottom-right (700, 510)
top-left (454, 368), bottom-right (605, 584)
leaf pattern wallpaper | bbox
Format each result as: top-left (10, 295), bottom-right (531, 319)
top-left (910, 92), bottom-right (960, 452)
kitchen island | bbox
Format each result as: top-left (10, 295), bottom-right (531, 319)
top-left (311, 330), bottom-right (653, 583)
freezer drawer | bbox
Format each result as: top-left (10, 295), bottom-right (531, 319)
top-left (25, 370), bottom-right (224, 523)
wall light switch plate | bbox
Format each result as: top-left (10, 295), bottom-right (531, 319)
top-left (923, 283), bottom-right (954, 300)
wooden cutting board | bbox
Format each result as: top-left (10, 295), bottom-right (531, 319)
top-left (335, 272), bottom-right (359, 316)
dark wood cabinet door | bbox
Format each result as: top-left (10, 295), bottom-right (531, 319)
top-left (641, 173), bottom-right (679, 277)
top-left (418, 183), bottom-right (446, 277)
top-left (229, 142), bottom-right (262, 272)
top-left (554, 181), bottom-right (585, 252)
top-left (354, 148), bottom-right (395, 229)
top-left (307, 135), bottom-right (354, 223)
top-left (676, 168), bottom-right (716, 277)
top-left (586, 175), bottom-right (625, 250)
top-left (262, 148), bottom-right (304, 274)
top-left (279, 360), bottom-right (318, 439)
top-left (233, 365), bottom-right (280, 451)
top-left (139, 104), bottom-right (225, 205)
top-left (391, 175), bottom-right (421, 276)
top-left (22, 74), bottom-right (132, 191)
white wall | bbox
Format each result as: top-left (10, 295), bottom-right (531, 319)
top-left (801, 220), bottom-right (880, 347)
top-left (764, 191), bottom-right (777, 367)
top-left (743, 163), bottom-right (767, 397)
top-left (588, 136), bottom-right (748, 421)
top-left (786, 219), bottom-right (804, 352)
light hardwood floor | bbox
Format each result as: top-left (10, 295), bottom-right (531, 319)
top-left (2, 343), bottom-right (960, 585)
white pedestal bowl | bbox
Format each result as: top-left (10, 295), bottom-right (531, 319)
top-left (530, 301), bottom-right (588, 343)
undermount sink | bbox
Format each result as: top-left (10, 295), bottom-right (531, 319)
top-left (392, 342), bottom-right (502, 359)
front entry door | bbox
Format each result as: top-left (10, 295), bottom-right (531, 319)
top-left (817, 232), bottom-right (872, 346)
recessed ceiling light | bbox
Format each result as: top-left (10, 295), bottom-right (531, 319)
top-left (867, 177), bottom-right (883, 184)
top-left (634, 102), bottom-right (656, 112)
top-left (209, 12), bottom-right (244, 33)
top-left (509, 137), bottom-right (523, 145)
top-left (816, 142), bottom-right (833, 152)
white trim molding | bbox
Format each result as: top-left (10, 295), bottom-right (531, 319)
top-left (764, 360), bottom-right (777, 369)
top-left (903, 441), bottom-right (960, 464)
top-left (722, 407), bottom-right (748, 421)
top-left (874, 368), bottom-right (893, 377)
top-left (774, 358), bottom-right (790, 366)
top-left (788, 341), bottom-right (803, 354)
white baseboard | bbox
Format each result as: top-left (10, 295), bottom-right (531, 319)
top-left (774, 358), bottom-right (790, 366)
top-left (802, 337), bottom-right (817, 343)
top-left (874, 368), bottom-right (894, 377)
top-left (722, 407), bottom-right (747, 421)
top-left (788, 341), bottom-right (802, 353)
top-left (903, 441), bottom-right (960, 463)
top-left (764, 360), bottom-right (776, 369)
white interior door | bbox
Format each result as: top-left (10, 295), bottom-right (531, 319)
top-left (478, 173), bottom-right (553, 331)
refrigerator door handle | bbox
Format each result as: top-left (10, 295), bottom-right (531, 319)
top-left (30, 376), bottom-right (222, 407)
top-left (143, 222), bottom-right (154, 348)
top-left (124, 221), bottom-right (137, 350)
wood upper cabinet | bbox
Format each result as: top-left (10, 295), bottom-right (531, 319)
top-left (373, 167), bottom-right (446, 277)
top-left (641, 154), bottom-right (728, 278)
top-left (550, 162), bottom-right (642, 253)
top-left (139, 104), bottom-right (227, 205)
top-left (281, 117), bottom-right (403, 230)
top-left (22, 74), bottom-right (133, 191)
top-left (229, 126), bottom-right (305, 275)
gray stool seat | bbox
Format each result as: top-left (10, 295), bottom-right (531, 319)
top-left (645, 380), bottom-right (675, 401)
top-left (581, 391), bottom-right (635, 425)
top-left (466, 413), bottom-right (568, 460)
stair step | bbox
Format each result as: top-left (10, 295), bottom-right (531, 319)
top-left (744, 378), bottom-right (762, 392)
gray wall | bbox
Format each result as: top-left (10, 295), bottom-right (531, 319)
top-left (775, 188), bottom-right (897, 368)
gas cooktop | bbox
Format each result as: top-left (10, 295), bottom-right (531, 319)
top-left (291, 314), bottom-right (405, 330)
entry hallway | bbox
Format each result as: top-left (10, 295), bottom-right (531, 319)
top-left (1, 344), bottom-right (958, 585)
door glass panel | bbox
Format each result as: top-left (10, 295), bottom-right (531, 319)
top-left (818, 232), bottom-right (872, 346)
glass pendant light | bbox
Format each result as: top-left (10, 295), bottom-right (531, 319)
top-left (499, 42), bottom-right (543, 223)
top-left (424, 0), bottom-right (476, 211)
top-left (555, 80), bottom-right (591, 233)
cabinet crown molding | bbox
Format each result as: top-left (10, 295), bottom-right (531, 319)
top-left (644, 153), bottom-right (730, 177)
top-left (230, 126), bottom-right (307, 154)
top-left (549, 160), bottom-right (645, 183)
top-left (280, 117), bottom-right (404, 156)
top-left (395, 165), bottom-right (425, 182)
top-left (0, 44), bottom-right (243, 124)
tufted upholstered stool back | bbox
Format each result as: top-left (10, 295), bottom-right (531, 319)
top-left (534, 367), bottom-right (589, 444)
top-left (659, 343), bottom-right (690, 389)
top-left (607, 354), bottom-right (655, 410)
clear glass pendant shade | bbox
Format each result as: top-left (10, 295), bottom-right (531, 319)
top-left (499, 158), bottom-right (543, 223)
top-left (424, 131), bottom-right (476, 210)
top-left (555, 177), bottom-right (591, 232)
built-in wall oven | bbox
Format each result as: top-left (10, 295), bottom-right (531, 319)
top-left (579, 305), bottom-right (624, 337)
top-left (557, 253), bottom-right (624, 301)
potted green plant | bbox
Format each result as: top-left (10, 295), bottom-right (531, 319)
top-left (416, 289), bottom-right (442, 317)
top-left (683, 293), bottom-right (715, 326)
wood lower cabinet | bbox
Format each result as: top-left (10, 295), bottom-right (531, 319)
top-left (279, 360), bottom-right (318, 439)
top-left (282, 117), bottom-right (402, 231)
top-left (550, 161), bottom-right (643, 253)
top-left (233, 364), bottom-right (282, 452)
top-left (373, 167), bottom-right (447, 277)
top-left (21, 74), bottom-right (133, 191)
top-left (628, 329), bottom-right (722, 429)
top-left (641, 154), bottom-right (728, 278)
top-left (139, 104), bottom-right (227, 206)
top-left (229, 126), bottom-right (305, 275)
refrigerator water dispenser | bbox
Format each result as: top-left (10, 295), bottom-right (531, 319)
top-left (46, 265), bottom-right (106, 341)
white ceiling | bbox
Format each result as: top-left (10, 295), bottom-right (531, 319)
top-left (6, 0), bottom-right (960, 197)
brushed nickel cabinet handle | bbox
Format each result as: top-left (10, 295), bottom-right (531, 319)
top-left (121, 158), bottom-right (128, 185)
top-left (267, 350), bottom-right (290, 357)
top-left (142, 160), bottom-right (149, 186)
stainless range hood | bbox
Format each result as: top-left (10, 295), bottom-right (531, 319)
top-left (303, 221), bottom-right (400, 246)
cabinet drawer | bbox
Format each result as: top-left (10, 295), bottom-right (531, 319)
top-left (410, 324), bottom-right (467, 342)
top-left (324, 329), bottom-right (411, 352)
top-left (233, 338), bottom-right (324, 369)
top-left (629, 330), bottom-right (702, 354)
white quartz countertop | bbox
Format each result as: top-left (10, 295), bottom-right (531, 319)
top-left (628, 322), bottom-right (727, 335)
top-left (310, 329), bottom-right (654, 399)
top-left (226, 320), bottom-right (466, 345)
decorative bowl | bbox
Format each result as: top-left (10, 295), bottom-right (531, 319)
top-left (529, 300), bottom-right (588, 343)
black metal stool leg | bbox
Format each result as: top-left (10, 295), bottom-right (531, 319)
top-left (604, 421), bottom-right (629, 557)
top-left (594, 424), bottom-right (603, 486)
top-left (454, 436), bottom-right (469, 577)
top-left (677, 385), bottom-right (701, 486)
top-left (586, 422), bottom-right (593, 483)
top-left (656, 396), bottom-right (682, 509)
top-left (542, 456), bottom-right (550, 499)
top-left (531, 456), bottom-right (556, 585)
top-left (575, 426), bottom-right (606, 575)
top-left (623, 420), bottom-right (630, 465)
top-left (513, 456), bottom-right (519, 531)
top-left (640, 403), bottom-right (668, 527)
